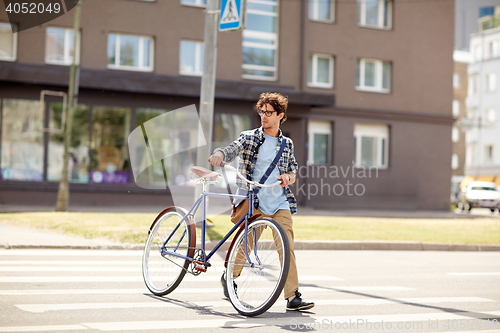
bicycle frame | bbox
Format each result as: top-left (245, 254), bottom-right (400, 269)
top-left (160, 181), bottom-right (259, 270)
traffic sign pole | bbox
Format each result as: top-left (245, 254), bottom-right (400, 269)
top-left (194, 0), bottom-right (219, 220)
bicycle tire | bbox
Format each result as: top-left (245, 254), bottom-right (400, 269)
top-left (142, 207), bottom-right (196, 296)
top-left (225, 217), bottom-right (290, 316)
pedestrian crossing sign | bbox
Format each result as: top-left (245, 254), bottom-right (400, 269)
top-left (219, 0), bottom-right (244, 31)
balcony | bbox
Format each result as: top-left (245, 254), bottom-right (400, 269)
top-left (479, 14), bottom-right (500, 32)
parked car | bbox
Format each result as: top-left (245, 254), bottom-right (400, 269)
top-left (457, 181), bottom-right (500, 213)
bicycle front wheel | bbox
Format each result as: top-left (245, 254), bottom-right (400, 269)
top-left (142, 207), bottom-right (195, 296)
top-left (225, 217), bottom-right (290, 316)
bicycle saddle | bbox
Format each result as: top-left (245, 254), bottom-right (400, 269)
top-left (191, 166), bottom-right (220, 180)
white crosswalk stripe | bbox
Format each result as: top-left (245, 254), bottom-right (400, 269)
top-left (1, 311), bottom-right (500, 332)
top-left (0, 285), bottom-right (415, 296)
top-left (15, 297), bottom-right (496, 313)
top-left (1, 249), bottom-right (499, 332)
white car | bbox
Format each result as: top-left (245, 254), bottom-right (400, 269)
top-left (458, 181), bottom-right (500, 212)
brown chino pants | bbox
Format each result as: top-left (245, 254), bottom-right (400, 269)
top-left (230, 207), bottom-right (299, 300)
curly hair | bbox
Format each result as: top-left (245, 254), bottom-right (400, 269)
top-left (256, 92), bottom-right (289, 124)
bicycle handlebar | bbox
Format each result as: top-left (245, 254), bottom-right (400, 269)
top-left (223, 164), bottom-right (283, 188)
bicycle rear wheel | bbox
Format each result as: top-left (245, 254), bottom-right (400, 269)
top-left (225, 217), bottom-right (290, 316)
top-left (142, 207), bottom-right (196, 296)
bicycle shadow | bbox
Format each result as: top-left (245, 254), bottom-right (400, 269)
top-left (144, 293), bottom-right (318, 330)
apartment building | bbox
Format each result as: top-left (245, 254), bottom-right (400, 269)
top-left (464, 12), bottom-right (500, 187)
top-left (451, 50), bottom-right (470, 198)
top-left (0, 0), bottom-right (454, 210)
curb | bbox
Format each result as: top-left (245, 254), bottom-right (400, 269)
top-left (1, 241), bottom-right (500, 251)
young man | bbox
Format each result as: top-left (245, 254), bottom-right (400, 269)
top-left (209, 92), bottom-right (314, 311)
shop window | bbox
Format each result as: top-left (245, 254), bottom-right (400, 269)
top-left (1, 99), bottom-right (44, 181)
top-left (90, 106), bottom-right (132, 184)
top-left (213, 113), bottom-right (251, 189)
top-left (214, 113), bottom-right (252, 145)
top-left (47, 103), bottom-right (90, 183)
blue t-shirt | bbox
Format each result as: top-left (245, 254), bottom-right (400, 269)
top-left (249, 132), bottom-right (290, 215)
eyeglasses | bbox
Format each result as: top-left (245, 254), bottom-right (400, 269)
top-left (257, 110), bottom-right (277, 117)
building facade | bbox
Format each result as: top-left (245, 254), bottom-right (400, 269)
top-left (451, 50), bottom-right (470, 198)
top-left (0, 0), bottom-right (454, 211)
top-left (464, 17), bottom-right (500, 187)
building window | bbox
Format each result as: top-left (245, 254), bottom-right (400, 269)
top-left (90, 106), bottom-right (132, 184)
top-left (474, 45), bottom-right (482, 62)
top-left (453, 73), bottom-right (460, 88)
top-left (45, 27), bottom-right (80, 65)
top-left (181, 0), bottom-right (206, 7)
top-left (484, 145), bottom-right (494, 163)
top-left (1, 99), bottom-right (44, 181)
top-left (308, 120), bottom-right (331, 165)
top-left (489, 40), bottom-right (499, 58)
top-left (452, 127), bottom-right (460, 143)
top-left (468, 75), bottom-right (477, 96)
top-left (486, 108), bottom-right (496, 123)
top-left (307, 54), bottom-right (334, 88)
top-left (452, 154), bottom-right (459, 170)
top-left (214, 113), bottom-right (251, 145)
top-left (179, 40), bottom-right (204, 76)
top-left (356, 58), bottom-right (391, 93)
top-left (452, 100), bottom-right (460, 117)
top-left (48, 103), bottom-right (90, 183)
top-left (466, 144), bottom-right (475, 166)
top-left (107, 33), bottom-right (154, 72)
top-left (357, 0), bottom-right (392, 29)
top-left (0, 22), bottom-right (17, 61)
top-left (309, 0), bottom-right (334, 22)
top-left (354, 123), bottom-right (389, 169)
top-left (242, 0), bottom-right (278, 81)
top-left (486, 72), bottom-right (497, 92)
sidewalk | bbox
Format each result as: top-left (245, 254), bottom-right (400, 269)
top-left (1, 204), bottom-right (499, 251)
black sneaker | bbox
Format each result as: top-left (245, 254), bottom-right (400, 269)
top-left (286, 290), bottom-right (315, 311)
top-left (220, 272), bottom-right (237, 299)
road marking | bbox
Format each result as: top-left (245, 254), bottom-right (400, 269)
top-left (447, 272), bottom-right (500, 276)
top-left (82, 311), bottom-right (500, 331)
top-left (0, 286), bottom-right (414, 296)
top-left (0, 267), bottom-right (141, 272)
top-left (15, 297), bottom-right (495, 313)
top-left (2, 311), bottom-right (499, 332)
top-left (333, 286), bottom-right (415, 291)
top-left (0, 261), bottom-right (140, 265)
top-left (0, 275), bottom-right (341, 283)
top-left (0, 324), bottom-right (87, 332)
top-left (0, 250), bottom-right (143, 256)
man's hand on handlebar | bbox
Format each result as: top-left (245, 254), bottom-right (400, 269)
top-left (208, 151), bottom-right (225, 167)
top-left (277, 173), bottom-right (295, 187)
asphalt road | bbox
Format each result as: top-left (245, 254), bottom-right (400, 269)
top-left (0, 249), bottom-right (499, 333)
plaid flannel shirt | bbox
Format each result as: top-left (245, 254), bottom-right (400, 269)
top-left (214, 127), bottom-right (298, 214)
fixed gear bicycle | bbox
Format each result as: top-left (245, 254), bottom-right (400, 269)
top-left (142, 164), bottom-right (290, 317)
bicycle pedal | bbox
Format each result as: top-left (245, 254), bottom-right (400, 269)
top-left (192, 260), bottom-right (209, 273)
top-left (194, 265), bottom-right (207, 273)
